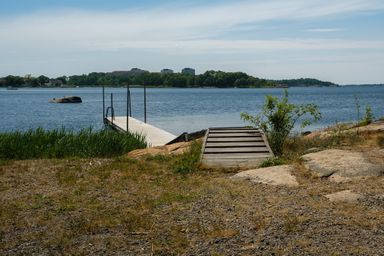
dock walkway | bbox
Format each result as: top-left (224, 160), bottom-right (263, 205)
top-left (105, 116), bottom-right (176, 147)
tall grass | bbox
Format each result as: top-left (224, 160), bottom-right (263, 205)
top-left (0, 128), bottom-right (147, 159)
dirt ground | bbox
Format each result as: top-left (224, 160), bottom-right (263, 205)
top-left (1, 152), bottom-right (383, 255)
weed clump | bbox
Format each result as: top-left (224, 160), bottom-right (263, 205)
top-left (259, 157), bottom-right (285, 168)
top-left (172, 141), bottom-right (202, 174)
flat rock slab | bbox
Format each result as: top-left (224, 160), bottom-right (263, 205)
top-left (325, 190), bottom-right (363, 203)
top-left (231, 165), bottom-right (299, 187)
top-left (302, 149), bottom-right (383, 181)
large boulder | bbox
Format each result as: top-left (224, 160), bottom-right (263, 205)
top-left (127, 141), bottom-right (192, 158)
top-left (231, 165), bottom-right (299, 187)
top-left (302, 149), bottom-right (384, 182)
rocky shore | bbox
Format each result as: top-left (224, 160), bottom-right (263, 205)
top-left (0, 121), bottom-right (383, 255)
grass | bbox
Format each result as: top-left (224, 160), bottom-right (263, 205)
top-left (0, 121), bottom-right (383, 254)
top-left (0, 128), bottom-right (147, 159)
top-left (171, 140), bottom-right (202, 173)
top-left (0, 139), bottom-right (383, 255)
top-left (259, 157), bottom-right (285, 168)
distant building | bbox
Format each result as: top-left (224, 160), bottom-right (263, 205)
top-left (129, 68), bottom-right (148, 75)
top-left (111, 68), bottom-right (148, 76)
top-left (161, 69), bottom-right (174, 74)
top-left (181, 68), bottom-right (195, 75)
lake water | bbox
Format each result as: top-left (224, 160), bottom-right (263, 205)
top-left (1, 86), bottom-right (383, 136)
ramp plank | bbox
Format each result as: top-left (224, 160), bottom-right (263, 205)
top-left (105, 117), bottom-right (176, 147)
top-left (201, 127), bottom-right (274, 168)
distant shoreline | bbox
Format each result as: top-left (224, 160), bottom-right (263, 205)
top-left (4, 84), bottom-right (384, 89)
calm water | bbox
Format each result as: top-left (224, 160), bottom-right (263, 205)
top-left (1, 86), bottom-right (383, 135)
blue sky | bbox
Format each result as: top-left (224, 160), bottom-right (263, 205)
top-left (1, 0), bottom-right (384, 84)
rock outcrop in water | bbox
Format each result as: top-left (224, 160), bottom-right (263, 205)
top-left (49, 96), bottom-right (82, 103)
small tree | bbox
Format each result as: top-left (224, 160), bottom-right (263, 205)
top-left (241, 90), bottom-right (321, 156)
top-left (362, 105), bottom-right (374, 125)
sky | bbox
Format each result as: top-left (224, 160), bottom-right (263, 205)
top-left (0, 0), bottom-right (384, 84)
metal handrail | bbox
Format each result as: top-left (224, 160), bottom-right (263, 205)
top-left (105, 106), bottom-right (115, 123)
top-left (126, 85), bottom-right (131, 132)
top-left (105, 93), bottom-right (115, 125)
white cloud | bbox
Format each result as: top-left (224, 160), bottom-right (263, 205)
top-left (89, 39), bottom-right (384, 52)
top-left (1, 0), bottom-right (383, 47)
top-left (305, 28), bottom-right (345, 32)
top-left (0, 0), bottom-right (383, 83)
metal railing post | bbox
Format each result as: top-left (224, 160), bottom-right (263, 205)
top-left (126, 85), bottom-right (129, 132)
top-left (144, 84), bottom-right (147, 123)
top-left (102, 85), bottom-right (105, 123)
top-left (110, 93), bottom-right (114, 125)
top-left (129, 88), bottom-right (132, 117)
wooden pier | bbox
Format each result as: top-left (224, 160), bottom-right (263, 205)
top-left (201, 127), bottom-right (274, 168)
top-left (105, 116), bottom-right (176, 147)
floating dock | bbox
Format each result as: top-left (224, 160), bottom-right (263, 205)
top-left (105, 116), bottom-right (176, 147)
top-left (201, 127), bottom-right (274, 168)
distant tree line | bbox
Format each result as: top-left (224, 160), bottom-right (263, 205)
top-left (65, 71), bottom-right (276, 88)
top-left (0, 71), bottom-right (338, 88)
top-left (275, 78), bottom-right (337, 87)
top-left (0, 75), bottom-right (67, 87)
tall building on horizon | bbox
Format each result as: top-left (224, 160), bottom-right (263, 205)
top-left (161, 68), bottom-right (174, 74)
top-left (181, 67), bottom-right (195, 75)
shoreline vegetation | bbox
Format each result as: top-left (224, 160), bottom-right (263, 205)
top-left (0, 70), bottom-right (338, 88)
top-left (0, 128), bottom-right (147, 160)
top-left (1, 119), bottom-right (383, 255)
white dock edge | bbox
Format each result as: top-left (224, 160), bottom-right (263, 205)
top-left (106, 116), bottom-right (176, 147)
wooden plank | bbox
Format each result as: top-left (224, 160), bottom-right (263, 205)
top-left (202, 153), bottom-right (272, 159)
top-left (207, 137), bottom-right (264, 142)
top-left (209, 127), bottom-right (253, 130)
top-left (205, 142), bottom-right (266, 147)
top-left (204, 147), bottom-right (269, 153)
top-left (209, 133), bottom-right (263, 137)
top-left (209, 129), bottom-right (261, 133)
top-left (201, 158), bottom-right (265, 168)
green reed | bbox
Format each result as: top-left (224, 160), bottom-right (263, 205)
top-left (0, 128), bottom-right (147, 159)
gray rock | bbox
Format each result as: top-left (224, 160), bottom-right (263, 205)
top-left (325, 190), bottom-right (363, 203)
top-left (304, 147), bottom-right (322, 154)
top-left (302, 149), bottom-right (384, 181)
top-left (231, 165), bottom-right (299, 187)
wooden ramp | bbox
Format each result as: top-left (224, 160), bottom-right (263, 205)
top-left (201, 127), bottom-right (274, 168)
top-left (105, 116), bottom-right (176, 147)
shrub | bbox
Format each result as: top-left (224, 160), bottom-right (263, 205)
top-left (361, 105), bottom-right (374, 125)
top-left (172, 141), bottom-right (202, 174)
top-left (241, 90), bottom-right (321, 156)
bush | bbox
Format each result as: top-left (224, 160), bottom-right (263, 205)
top-left (259, 157), bottom-right (285, 168)
top-left (361, 105), bottom-right (374, 125)
top-left (0, 128), bottom-right (147, 159)
top-left (172, 141), bottom-right (202, 174)
top-left (241, 90), bottom-right (321, 156)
